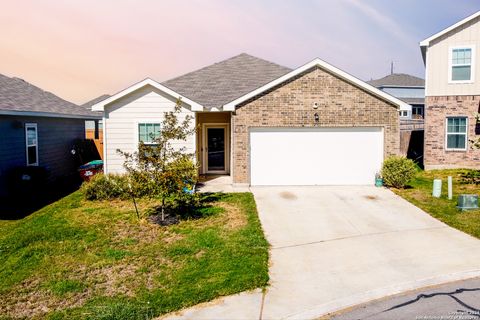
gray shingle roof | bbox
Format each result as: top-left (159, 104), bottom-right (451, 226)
top-left (399, 97), bottom-right (425, 105)
top-left (81, 94), bottom-right (111, 110)
top-left (0, 73), bottom-right (100, 118)
top-left (367, 73), bottom-right (425, 88)
top-left (162, 53), bottom-right (292, 109)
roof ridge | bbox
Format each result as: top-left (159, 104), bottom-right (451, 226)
top-left (162, 53), bottom-right (291, 85)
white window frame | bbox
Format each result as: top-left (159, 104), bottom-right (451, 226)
top-left (399, 110), bottom-right (409, 118)
top-left (445, 117), bottom-right (468, 151)
top-left (135, 121), bottom-right (161, 146)
top-left (448, 45), bottom-right (475, 84)
top-left (25, 123), bottom-right (39, 166)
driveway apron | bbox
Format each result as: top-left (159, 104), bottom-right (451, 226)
top-left (163, 186), bottom-right (480, 320)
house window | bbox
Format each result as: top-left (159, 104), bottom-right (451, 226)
top-left (412, 105), bottom-right (424, 117)
top-left (446, 117), bottom-right (468, 150)
top-left (25, 123), bottom-right (38, 166)
top-left (399, 110), bottom-right (409, 118)
top-left (451, 47), bottom-right (474, 82)
top-left (138, 123), bottom-right (161, 144)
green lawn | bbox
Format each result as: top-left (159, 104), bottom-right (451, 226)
top-left (393, 169), bottom-right (480, 239)
top-left (0, 192), bottom-right (269, 320)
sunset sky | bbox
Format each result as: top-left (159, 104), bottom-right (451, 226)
top-left (1, 0), bottom-right (479, 105)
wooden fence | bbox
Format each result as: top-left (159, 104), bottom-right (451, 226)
top-left (85, 129), bottom-right (103, 160)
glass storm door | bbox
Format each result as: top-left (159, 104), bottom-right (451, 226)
top-left (207, 127), bottom-right (225, 172)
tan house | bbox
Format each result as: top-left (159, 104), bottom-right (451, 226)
top-left (420, 11), bottom-right (480, 170)
top-left (92, 53), bottom-right (408, 186)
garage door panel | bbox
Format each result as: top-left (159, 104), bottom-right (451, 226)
top-left (250, 128), bottom-right (383, 186)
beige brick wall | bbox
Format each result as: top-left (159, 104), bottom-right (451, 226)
top-left (424, 95), bottom-right (480, 170)
top-left (232, 66), bottom-right (400, 184)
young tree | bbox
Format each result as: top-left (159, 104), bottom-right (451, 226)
top-left (118, 99), bottom-right (198, 221)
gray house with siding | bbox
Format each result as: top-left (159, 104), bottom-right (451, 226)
top-left (0, 74), bottom-right (100, 197)
top-left (368, 73), bottom-right (425, 119)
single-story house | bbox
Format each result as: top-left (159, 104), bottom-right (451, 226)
top-left (420, 11), bottom-right (480, 170)
top-left (0, 74), bottom-right (101, 196)
top-left (92, 53), bottom-right (409, 186)
top-left (368, 73), bottom-right (424, 119)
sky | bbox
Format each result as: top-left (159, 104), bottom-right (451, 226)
top-left (0, 0), bottom-right (479, 105)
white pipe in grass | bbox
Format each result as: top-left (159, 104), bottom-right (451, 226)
top-left (432, 179), bottom-right (442, 198)
top-left (448, 176), bottom-right (453, 200)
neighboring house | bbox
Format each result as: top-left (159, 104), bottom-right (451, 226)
top-left (0, 74), bottom-right (101, 196)
top-left (92, 53), bottom-right (409, 186)
top-left (368, 73), bottom-right (425, 119)
top-left (420, 11), bottom-right (480, 170)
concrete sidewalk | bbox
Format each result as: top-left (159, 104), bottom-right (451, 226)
top-left (162, 186), bottom-right (480, 320)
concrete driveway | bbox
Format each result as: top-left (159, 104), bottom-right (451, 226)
top-left (164, 186), bottom-right (480, 320)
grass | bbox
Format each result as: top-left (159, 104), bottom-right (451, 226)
top-left (0, 191), bottom-right (269, 319)
top-left (393, 169), bottom-right (480, 239)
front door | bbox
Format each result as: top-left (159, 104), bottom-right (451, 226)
top-left (204, 125), bottom-right (229, 174)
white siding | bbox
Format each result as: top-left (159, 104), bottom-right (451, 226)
top-left (104, 85), bottom-right (195, 174)
top-left (426, 16), bottom-right (480, 96)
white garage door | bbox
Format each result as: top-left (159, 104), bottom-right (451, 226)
top-left (250, 127), bottom-right (384, 186)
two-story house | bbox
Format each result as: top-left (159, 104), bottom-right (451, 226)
top-left (368, 73), bottom-right (425, 119)
top-left (420, 11), bottom-right (480, 170)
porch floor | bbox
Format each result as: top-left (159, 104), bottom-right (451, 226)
top-left (196, 175), bottom-right (249, 193)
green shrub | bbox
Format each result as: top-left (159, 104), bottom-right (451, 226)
top-left (460, 170), bottom-right (480, 185)
top-left (381, 156), bottom-right (417, 188)
top-left (80, 174), bottom-right (129, 200)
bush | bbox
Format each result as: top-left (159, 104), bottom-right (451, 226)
top-left (381, 156), bottom-right (417, 188)
top-left (460, 170), bottom-right (480, 185)
top-left (81, 174), bottom-right (130, 200)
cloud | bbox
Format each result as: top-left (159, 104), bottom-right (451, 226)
top-left (342, 0), bottom-right (418, 47)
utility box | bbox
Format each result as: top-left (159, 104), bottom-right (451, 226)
top-left (457, 194), bottom-right (479, 211)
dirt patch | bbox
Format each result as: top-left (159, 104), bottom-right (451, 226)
top-left (113, 220), bottom-right (158, 244)
top-left (279, 191), bottom-right (297, 200)
top-left (364, 195), bottom-right (378, 200)
top-left (217, 202), bottom-right (247, 230)
top-left (0, 278), bottom-right (89, 319)
top-left (195, 250), bottom-right (206, 259)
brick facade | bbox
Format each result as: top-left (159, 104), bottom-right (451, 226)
top-left (231, 66), bottom-right (400, 184)
top-left (424, 95), bottom-right (480, 170)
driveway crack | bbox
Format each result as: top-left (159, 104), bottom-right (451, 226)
top-left (271, 226), bottom-right (448, 250)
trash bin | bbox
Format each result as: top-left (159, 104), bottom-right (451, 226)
top-left (78, 160), bottom-right (103, 182)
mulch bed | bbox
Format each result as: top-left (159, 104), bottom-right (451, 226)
top-left (148, 213), bottom-right (179, 226)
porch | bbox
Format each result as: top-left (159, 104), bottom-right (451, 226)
top-left (196, 112), bottom-right (232, 176)
top-left (196, 175), bottom-right (249, 193)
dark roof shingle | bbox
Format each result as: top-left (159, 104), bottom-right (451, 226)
top-left (0, 74), bottom-right (100, 118)
top-left (81, 94), bottom-right (111, 110)
top-left (162, 53), bottom-right (292, 109)
top-left (367, 73), bottom-right (425, 87)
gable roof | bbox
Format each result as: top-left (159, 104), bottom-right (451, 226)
top-left (81, 94), bottom-right (111, 110)
top-left (162, 53), bottom-right (292, 109)
top-left (223, 58), bottom-right (410, 111)
top-left (367, 73), bottom-right (425, 88)
top-left (420, 11), bottom-right (480, 62)
top-left (420, 11), bottom-right (480, 48)
top-left (0, 74), bottom-right (100, 119)
top-left (91, 78), bottom-right (204, 111)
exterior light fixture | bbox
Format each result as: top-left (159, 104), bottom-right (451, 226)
top-left (314, 113), bottom-right (319, 122)
top-left (313, 102), bottom-right (319, 109)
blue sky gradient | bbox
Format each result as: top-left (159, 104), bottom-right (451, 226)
top-left (0, 0), bottom-right (479, 103)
